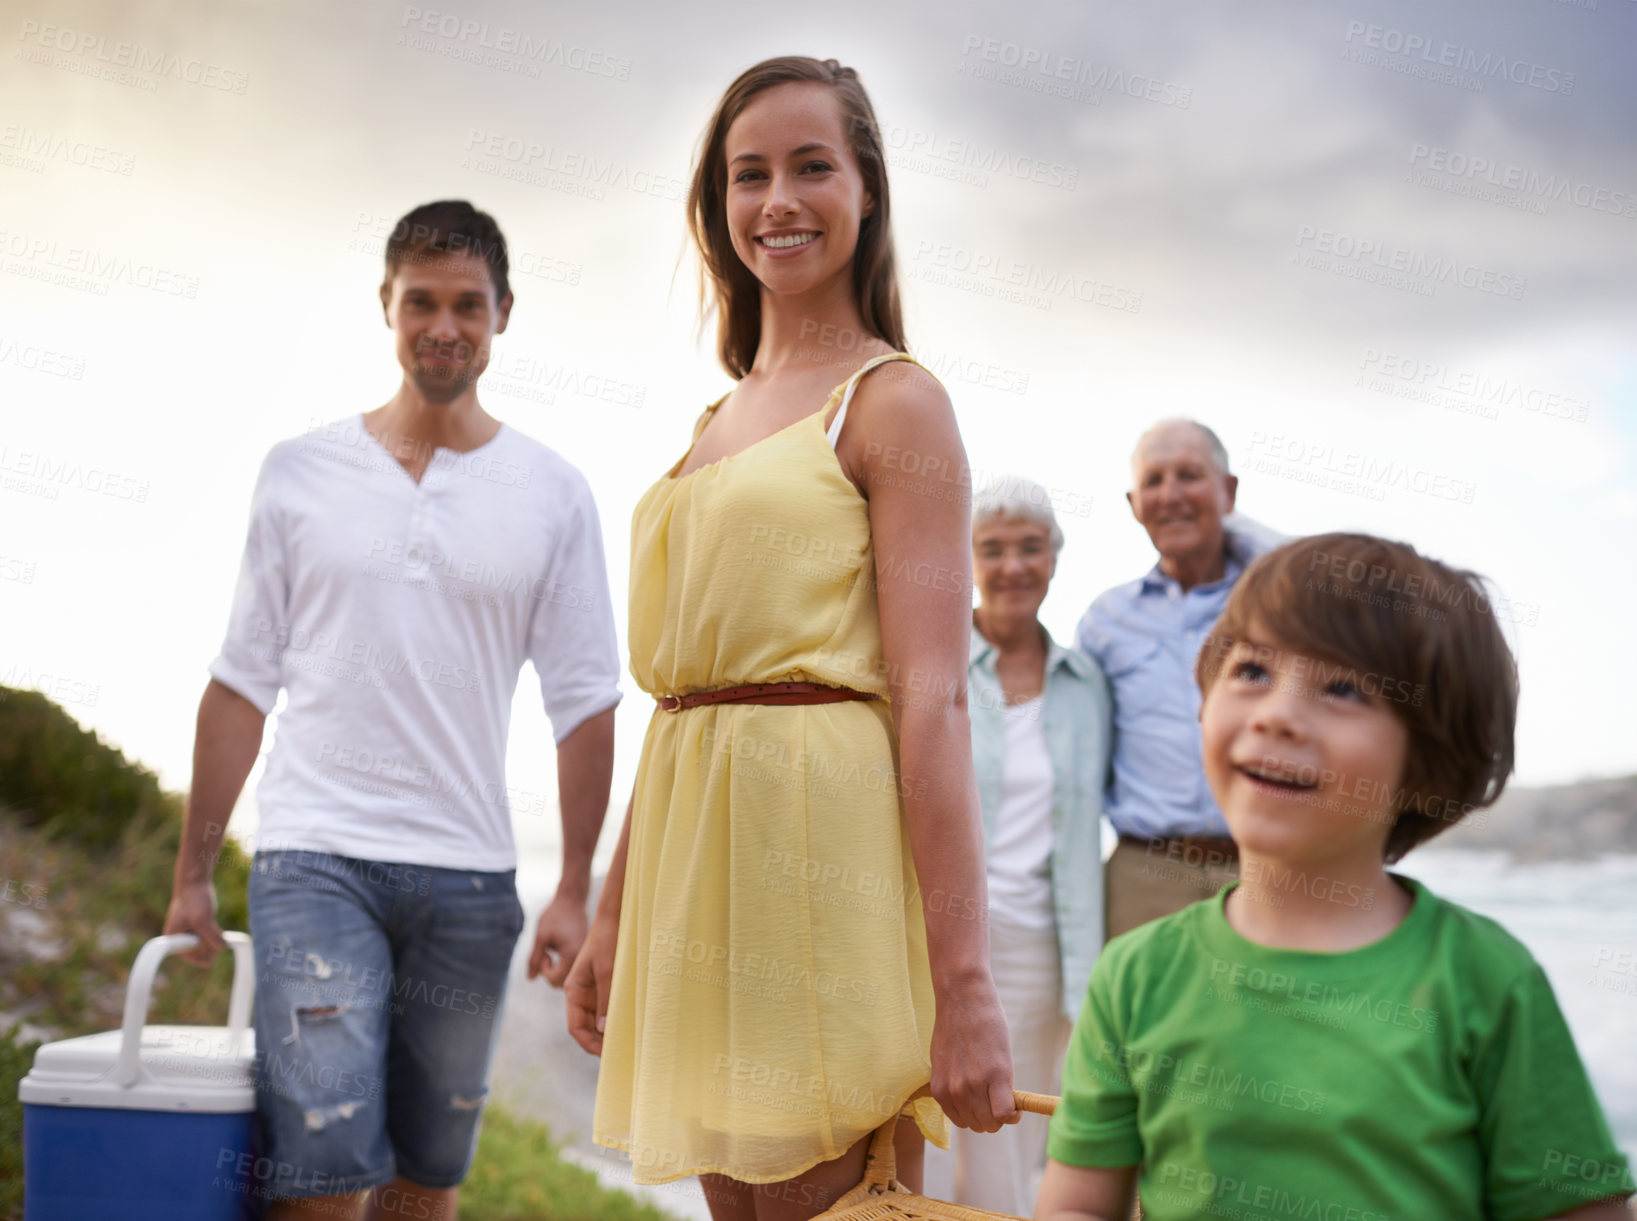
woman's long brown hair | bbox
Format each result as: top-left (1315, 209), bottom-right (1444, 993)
top-left (687, 56), bottom-right (906, 379)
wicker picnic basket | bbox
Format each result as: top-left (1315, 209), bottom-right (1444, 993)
top-left (816, 1088), bottom-right (1059, 1221)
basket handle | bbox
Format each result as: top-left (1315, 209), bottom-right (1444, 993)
top-left (860, 1085), bottom-right (1061, 1191)
top-left (1013, 1089), bottom-right (1058, 1115)
top-left (113, 931), bottom-right (254, 1088)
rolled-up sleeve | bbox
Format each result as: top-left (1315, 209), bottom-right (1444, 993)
top-left (527, 478), bottom-right (623, 743)
top-left (208, 453), bottom-right (289, 715)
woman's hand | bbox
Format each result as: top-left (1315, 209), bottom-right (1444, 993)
top-left (929, 970), bottom-right (1019, 1133)
top-left (564, 914), bottom-right (619, 1056)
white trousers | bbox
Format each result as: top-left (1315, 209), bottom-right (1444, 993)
top-left (923, 916), bottom-right (1071, 1217)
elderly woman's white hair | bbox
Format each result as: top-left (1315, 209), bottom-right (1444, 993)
top-left (971, 475), bottom-right (1066, 556)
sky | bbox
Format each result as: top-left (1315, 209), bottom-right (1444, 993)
top-left (2, 0), bottom-right (1634, 861)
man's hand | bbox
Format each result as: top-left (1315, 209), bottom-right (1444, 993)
top-left (527, 890), bottom-right (590, 987)
top-left (162, 879), bottom-right (229, 967)
top-left (564, 915), bottom-right (618, 1056)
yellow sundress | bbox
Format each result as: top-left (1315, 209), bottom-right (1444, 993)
top-left (593, 352), bottom-right (951, 1185)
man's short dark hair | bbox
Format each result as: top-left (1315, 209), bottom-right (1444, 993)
top-left (382, 200), bottom-right (511, 302)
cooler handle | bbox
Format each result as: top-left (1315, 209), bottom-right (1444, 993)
top-left (113, 931), bottom-right (254, 1088)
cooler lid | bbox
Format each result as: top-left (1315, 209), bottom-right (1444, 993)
top-left (19, 1023), bottom-right (255, 1112)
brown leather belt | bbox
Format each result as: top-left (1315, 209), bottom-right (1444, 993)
top-left (657, 681), bottom-right (880, 713)
top-left (1119, 833), bottom-right (1240, 862)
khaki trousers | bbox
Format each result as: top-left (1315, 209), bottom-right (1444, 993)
top-left (1104, 837), bottom-right (1240, 942)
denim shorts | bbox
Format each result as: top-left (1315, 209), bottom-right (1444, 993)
top-left (247, 849), bottom-right (524, 1197)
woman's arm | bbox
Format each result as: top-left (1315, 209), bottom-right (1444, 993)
top-left (848, 364), bottom-right (1015, 1134)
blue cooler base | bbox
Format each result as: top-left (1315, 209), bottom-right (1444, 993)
top-left (24, 1103), bottom-right (258, 1221)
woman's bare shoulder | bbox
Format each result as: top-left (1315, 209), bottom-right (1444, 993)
top-left (850, 357), bottom-right (953, 429)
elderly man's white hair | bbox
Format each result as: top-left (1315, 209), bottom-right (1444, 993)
top-left (1130, 417), bottom-right (1288, 552)
top-left (972, 475), bottom-right (1066, 556)
top-left (1132, 417), bottom-right (1233, 476)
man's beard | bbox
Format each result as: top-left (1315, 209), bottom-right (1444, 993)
top-left (409, 360), bottom-right (476, 404)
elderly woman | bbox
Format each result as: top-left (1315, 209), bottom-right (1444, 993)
top-left (925, 475), bottom-right (1114, 1216)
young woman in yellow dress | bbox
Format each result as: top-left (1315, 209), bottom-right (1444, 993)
top-left (564, 55), bottom-right (1017, 1220)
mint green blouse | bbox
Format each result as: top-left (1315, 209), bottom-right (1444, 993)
top-left (968, 622), bottom-right (1114, 1019)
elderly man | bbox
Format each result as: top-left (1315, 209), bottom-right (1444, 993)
top-left (1077, 418), bottom-right (1274, 940)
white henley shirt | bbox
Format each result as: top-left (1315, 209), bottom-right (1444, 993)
top-left (209, 414), bottom-right (623, 871)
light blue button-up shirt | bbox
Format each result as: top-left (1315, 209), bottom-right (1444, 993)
top-left (1075, 533), bottom-right (1269, 841)
top-left (968, 622), bottom-right (1113, 1020)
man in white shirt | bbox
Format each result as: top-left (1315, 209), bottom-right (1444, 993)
top-left (163, 200), bottom-right (622, 1220)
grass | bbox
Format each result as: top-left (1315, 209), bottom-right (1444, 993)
top-left (0, 1025), bottom-right (32, 1213)
top-left (464, 1107), bottom-right (672, 1221)
top-left (0, 687), bottom-right (673, 1221)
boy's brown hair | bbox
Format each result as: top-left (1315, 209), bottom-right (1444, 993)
top-left (1194, 532), bottom-right (1519, 861)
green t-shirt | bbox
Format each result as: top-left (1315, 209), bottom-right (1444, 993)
top-left (1047, 876), bottom-right (1634, 1221)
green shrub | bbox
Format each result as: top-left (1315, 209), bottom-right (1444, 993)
top-left (0, 686), bottom-right (184, 853)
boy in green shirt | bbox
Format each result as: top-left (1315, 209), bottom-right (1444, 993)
top-left (1039, 532), bottom-right (1634, 1221)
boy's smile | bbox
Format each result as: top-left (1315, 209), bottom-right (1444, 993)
top-left (1201, 628), bottom-right (1410, 868)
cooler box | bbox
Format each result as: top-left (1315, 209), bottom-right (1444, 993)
top-left (19, 931), bottom-right (259, 1221)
